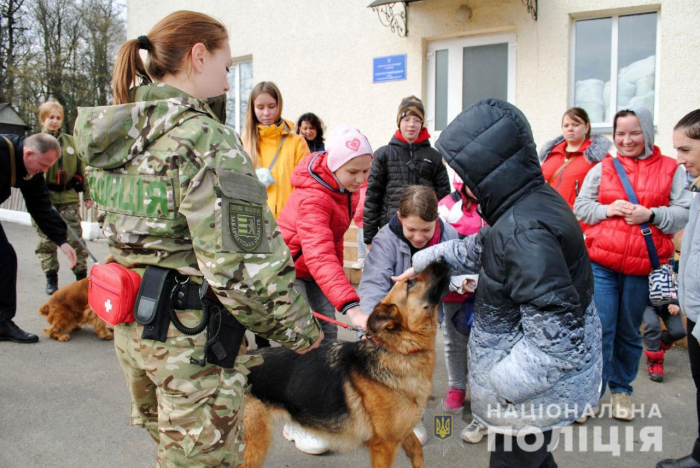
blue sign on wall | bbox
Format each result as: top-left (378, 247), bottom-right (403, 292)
top-left (373, 54), bottom-right (407, 83)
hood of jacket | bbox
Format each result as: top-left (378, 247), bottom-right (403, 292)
top-left (538, 134), bottom-right (611, 164)
top-left (291, 151), bottom-right (348, 197)
top-left (618, 104), bottom-right (655, 159)
top-left (435, 98), bottom-right (543, 225)
top-left (74, 83), bottom-right (216, 170)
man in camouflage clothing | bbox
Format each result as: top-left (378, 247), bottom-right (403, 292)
top-left (34, 101), bottom-right (92, 295)
top-left (74, 82), bottom-right (322, 467)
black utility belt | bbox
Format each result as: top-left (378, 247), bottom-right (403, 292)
top-left (133, 266), bottom-right (246, 369)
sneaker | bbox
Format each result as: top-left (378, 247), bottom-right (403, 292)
top-left (351, 258), bottom-right (365, 270)
top-left (460, 419), bottom-right (488, 444)
top-left (575, 404), bottom-right (599, 424)
top-left (611, 393), bottom-right (634, 421)
top-left (445, 388), bottom-right (466, 410)
top-left (283, 422), bottom-right (330, 455)
top-left (413, 421), bottom-right (428, 446)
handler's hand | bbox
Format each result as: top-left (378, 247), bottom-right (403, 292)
top-left (296, 331), bottom-right (324, 355)
top-left (59, 243), bottom-right (77, 268)
top-left (346, 306), bottom-right (368, 331)
top-left (668, 304), bottom-right (680, 316)
top-left (606, 199), bottom-right (634, 218)
top-left (84, 199), bottom-right (94, 210)
top-left (391, 267), bottom-right (417, 282)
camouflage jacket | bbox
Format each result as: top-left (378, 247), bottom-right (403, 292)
top-left (73, 83), bottom-right (321, 351)
top-left (42, 130), bottom-right (91, 205)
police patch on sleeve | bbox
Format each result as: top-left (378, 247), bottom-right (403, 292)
top-left (229, 202), bottom-right (263, 252)
top-left (218, 170), bottom-right (271, 253)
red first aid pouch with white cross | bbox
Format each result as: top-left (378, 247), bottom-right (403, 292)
top-left (88, 262), bottom-right (141, 325)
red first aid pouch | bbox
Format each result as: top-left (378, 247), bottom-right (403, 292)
top-left (88, 262), bottom-right (142, 325)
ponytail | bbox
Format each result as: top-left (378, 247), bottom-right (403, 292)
top-left (111, 10), bottom-right (228, 105)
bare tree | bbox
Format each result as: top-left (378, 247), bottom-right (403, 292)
top-left (0, 0), bottom-right (29, 104)
top-left (2, 0), bottom-right (125, 132)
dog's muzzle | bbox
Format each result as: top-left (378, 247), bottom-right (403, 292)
top-left (423, 259), bottom-right (452, 304)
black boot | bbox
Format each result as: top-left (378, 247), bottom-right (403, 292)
top-left (75, 271), bottom-right (87, 281)
top-left (657, 456), bottom-right (700, 468)
top-left (658, 440), bottom-right (700, 468)
top-left (0, 320), bottom-right (39, 343)
top-left (46, 274), bottom-right (58, 295)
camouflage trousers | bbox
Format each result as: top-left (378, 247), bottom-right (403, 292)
top-left (114, 310), bottom-right (260, 468)
top-left (32, 202), bottom-right (88, 276)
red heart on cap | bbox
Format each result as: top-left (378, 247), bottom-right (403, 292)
top-left (346, 138), bottom-right (361, 152)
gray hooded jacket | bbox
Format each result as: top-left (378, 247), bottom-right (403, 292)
top-left (680, 175), bottom-right (700, 339)
top-left (574, 105), bottom-right (691, 233)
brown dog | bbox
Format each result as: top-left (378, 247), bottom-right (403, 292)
top-left (243, 260), bottom-right (451, 468)
top-left (39, 278), bottom-right (113, 341)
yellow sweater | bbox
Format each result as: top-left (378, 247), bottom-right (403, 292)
top-left (257, 119), bottom-right (309, 218)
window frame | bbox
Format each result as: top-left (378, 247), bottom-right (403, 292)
top-left (569, 10), bottom-right (661, 132)
top-left (226, 59), bottom-right (253, 134)
top-left (425, 32), bottom-right (517, 141)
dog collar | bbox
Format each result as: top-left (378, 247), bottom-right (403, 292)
top-left (370, 335), bottom-right (422, 354)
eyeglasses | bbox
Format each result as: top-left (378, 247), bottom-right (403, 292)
top-left (402, 117), bottom-right (423, 125)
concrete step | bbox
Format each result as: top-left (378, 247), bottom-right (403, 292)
top-left (344, 241), bottom-right (358, 261)
top-left (343, 260), bottom-right (363, 285)
top-left (344, 223), bottom-right (359, 242)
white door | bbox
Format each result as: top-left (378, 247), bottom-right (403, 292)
top-left (426, 33), bottom-right (517, 141)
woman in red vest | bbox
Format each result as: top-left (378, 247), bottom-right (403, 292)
top-left (539, 107), bottom-right (611, 226)
top-left (574, 106), bottom-right (691, 422)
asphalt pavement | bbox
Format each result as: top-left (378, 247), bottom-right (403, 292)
top-left (0, 220), bottom-right (696, 467)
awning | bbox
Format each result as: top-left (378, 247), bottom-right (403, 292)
top-left (367, 0), bottom-right (423, 7)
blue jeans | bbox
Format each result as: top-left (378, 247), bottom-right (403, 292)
top-left (592, 262), bottom-right (649, 396)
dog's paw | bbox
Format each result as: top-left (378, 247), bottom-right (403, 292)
top-left (56, 334), bottom-right (71, 342)
top-left (97, 332), bottom-right (113, 341)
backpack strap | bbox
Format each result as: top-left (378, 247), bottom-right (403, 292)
top-left (547, 154), bottom-right (579, 186)
top-left (267, 134), bottom-right (290, 172)
top-left (611, 157), bottom-right (660, 269)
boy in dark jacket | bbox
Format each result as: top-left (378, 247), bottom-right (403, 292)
top-left (394, 99), bottom-right (603, 467)
top-left (363, 96), bottom-right (450, 246)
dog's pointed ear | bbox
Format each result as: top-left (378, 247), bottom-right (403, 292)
top-left (368, 303), bottom-right (400, 334)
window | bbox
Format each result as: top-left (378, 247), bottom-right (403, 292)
top-left (426, 33), bottom-right (516, 138)
top-left (572, 12), bottom-right (658, 127)
top-left (226, 60), bottom-right (253, 134)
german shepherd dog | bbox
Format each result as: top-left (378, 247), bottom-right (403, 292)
top-left (243, 260), bottom-right (451, 468)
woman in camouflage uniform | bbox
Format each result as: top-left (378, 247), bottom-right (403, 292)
top-left (35, 101), bottom-right (92, 295)
top-left (73, 11), bottom-right (323, 467)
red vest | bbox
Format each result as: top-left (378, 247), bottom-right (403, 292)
top-left (586, 146), bottom-right (677, 275)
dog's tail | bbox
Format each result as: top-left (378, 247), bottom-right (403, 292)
top-left (39, 304), bottom-right (50, 316)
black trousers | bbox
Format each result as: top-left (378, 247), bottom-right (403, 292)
top-left (490, 430), bottom-right (558, 468)
top-left (0, 222), bottom-right (18, 322)
top-left (687, 319), bottom-right (700, 460)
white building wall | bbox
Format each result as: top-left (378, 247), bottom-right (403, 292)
top-left (127, 0), bottom-right (700, 156)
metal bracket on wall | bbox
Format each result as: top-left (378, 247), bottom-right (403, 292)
top-left (522, 0), bottom-right (537, 21)
top-left (368, 0), bottom-right (424, 37)
top-left (370, 2), bottom-right (408, 37)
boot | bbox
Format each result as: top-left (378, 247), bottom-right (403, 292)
top-left (46, 274), bottom-right (58, 295)
top-left (660, 336), bottom-right (674, 352)
top-left (75, 271), bottom-right (87, 281)
top-left (646, 349), bottom-right (665, 382)
top-left (657, 455), bottom-right (700, 468)
top-left (0, 320), bottom-right (39, 343)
